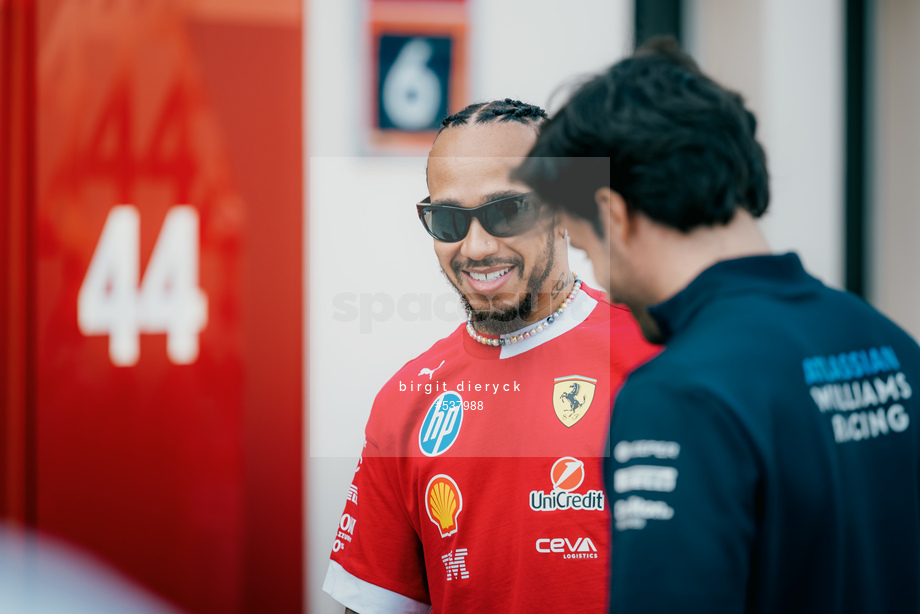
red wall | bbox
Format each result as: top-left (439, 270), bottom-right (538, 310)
top-left (2, 1), bottom-right (304, 612)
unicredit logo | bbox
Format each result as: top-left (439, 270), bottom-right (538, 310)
top-left (529, 489), bottom-right (605, 511)
top-left (552, 457), bottom-right (585, 491)
top-left (529, 457), bottom-right (604, 512)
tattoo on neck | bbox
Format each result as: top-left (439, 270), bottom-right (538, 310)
top-left (550, 272), bottom-right (568, 300)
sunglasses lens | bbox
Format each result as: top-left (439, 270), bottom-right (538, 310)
top-left (483, 195), bottom-right (539, 236)
top-left (423, 208), bottom-right (469, 242)
top-left (419, 193), bottom-right (539, 241)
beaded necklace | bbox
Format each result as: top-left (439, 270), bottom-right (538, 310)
top-left (466, 275), bottom-right (582, 347)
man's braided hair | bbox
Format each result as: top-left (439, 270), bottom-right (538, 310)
top-left (437, 98), bottom-right (548, 134)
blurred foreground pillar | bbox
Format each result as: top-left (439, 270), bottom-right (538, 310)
top-left (1, 0), bottom-right (36, 528)
top-left (2, 1), bottom-right (304, 612)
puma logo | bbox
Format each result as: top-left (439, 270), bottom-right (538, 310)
top-left (419, 360), bottom-right (445, 380)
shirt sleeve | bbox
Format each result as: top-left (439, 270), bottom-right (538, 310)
top-left (324, 437), bottom-right (431, 614)
top-left (605, 379), bottom-right (760, 614)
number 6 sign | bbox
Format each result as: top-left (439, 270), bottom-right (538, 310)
top-left (368, 1), bottom-right (468, 150)
top-left (379, 36), bottom-right (448, 132)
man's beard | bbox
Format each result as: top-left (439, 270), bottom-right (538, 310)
top-left (444, 232), bottom-right (556, 336)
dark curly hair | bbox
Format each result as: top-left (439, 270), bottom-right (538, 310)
top-left (513, 37), bottom-right (769, 236)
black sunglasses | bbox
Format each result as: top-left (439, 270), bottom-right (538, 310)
top-left (416, 193), bottom-right (543, 242)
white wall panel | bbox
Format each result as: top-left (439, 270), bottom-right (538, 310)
top-left (871, 0), bottom-right (920, 339)
top-left (686, 0), bottom-right (844, 288)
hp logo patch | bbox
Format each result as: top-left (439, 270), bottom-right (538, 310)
top-left (419, 391), bottom-right (463, 456)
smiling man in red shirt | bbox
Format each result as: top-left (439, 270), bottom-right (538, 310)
top-left (323, 99), bottom-right (657, 614)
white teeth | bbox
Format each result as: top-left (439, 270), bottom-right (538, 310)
top-left (469, 267), bottom-right (511, 282)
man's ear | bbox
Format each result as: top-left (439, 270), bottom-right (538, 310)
top-left (552, 210), bottom-right (568, 239)
top-left (594, 187), bottom-right (630, 243)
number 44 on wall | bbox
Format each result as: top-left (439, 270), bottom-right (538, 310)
top-left (78, 205), bottom-right (208, 367)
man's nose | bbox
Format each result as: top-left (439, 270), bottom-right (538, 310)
top-left (459, 218), bottom-right (499, 261)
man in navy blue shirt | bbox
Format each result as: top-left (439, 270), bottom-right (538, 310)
top-left (514, 37), bottom-right (920, 613)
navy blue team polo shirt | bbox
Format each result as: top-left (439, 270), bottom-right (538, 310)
top-left (605, 253), bottom-right (920, 613)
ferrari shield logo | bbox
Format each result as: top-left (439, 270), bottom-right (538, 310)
top-left (553, 376), bottom-right (597, 427)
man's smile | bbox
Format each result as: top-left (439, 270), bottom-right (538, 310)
top-left (461, 265), bottom-right (516, 293)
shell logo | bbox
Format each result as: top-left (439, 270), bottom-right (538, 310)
top-left (551, 457), bottom-right (585, 492)
top-left (426, 474), bottom-right (463, 538)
